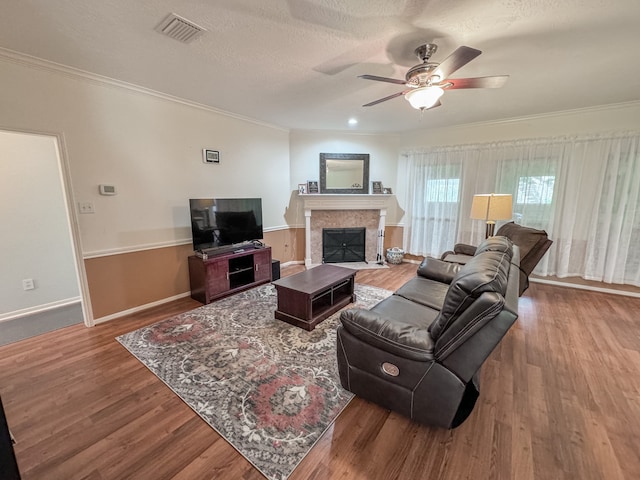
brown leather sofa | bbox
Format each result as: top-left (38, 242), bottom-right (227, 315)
top-left (337, 236), bottom-right (519, 429)
top-left (441, 222), bottom-right (552, 295)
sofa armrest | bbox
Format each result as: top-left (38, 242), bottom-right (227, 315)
top-left (453, 243), bottom-right (477, 256)
top-left (340, 308), bottom-right (434, 361)
top-left (417, 257), bottom-right (461, 284)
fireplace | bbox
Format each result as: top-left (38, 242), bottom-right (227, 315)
top-left (322, 228), bottom-right (366, 263)
top-left (301, 194), bottom-right (394, 267)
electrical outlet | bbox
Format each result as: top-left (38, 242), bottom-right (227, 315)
top-left (23, 278), bottom-right (35, 290)
top-left (78, 201), bottom-right (95, 214)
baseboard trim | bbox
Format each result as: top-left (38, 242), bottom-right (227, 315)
top-left (280, 260), bottom-right (304, 268)
top-left (93, 292), bottom-right (192, 324)
top-left (0, 297), bottom-right (82, 323)
top-left (529, 277), bottom-right (640, 298)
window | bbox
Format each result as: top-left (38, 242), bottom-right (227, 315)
top-left (516, 175), bottom-right (555, 204)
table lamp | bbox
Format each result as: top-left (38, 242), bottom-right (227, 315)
top-left (470, 193), bottom-right (513, 238)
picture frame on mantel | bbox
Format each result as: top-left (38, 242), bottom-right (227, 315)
top-left (307, 180), bottom-right (319, 194)
top-left (383, 187), bottom-right (393, 194)
top-left (372, 181), bottom-right (383, 194)
top-left (298, 183), bottom-right (307, 194)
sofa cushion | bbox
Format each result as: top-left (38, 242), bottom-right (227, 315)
top-left (416, 257), bottom-right (462, 284)
top-left (340, 295), bottom-right (437, 361)
top-left (395, 277), bottom-right (450, 310)
top-left (429, 247), bottom-right (512, 340)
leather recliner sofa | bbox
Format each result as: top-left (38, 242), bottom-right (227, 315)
top-left (336, 236), bottom-right (519, 429)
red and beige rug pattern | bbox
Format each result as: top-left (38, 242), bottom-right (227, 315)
top-left (116, 283), bottom-right (391, 480)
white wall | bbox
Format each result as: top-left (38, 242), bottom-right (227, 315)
top-left (0, 131), bottom-right (79, 315)
top-left (0, 54), bottom-right (291, 257)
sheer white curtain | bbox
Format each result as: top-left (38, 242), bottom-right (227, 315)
top-left (403, 132), bottom-right (640, 286)
top-left (404, 149), bottom-right (479, 257)
top-left (584, 135), bottom-right (640, 285)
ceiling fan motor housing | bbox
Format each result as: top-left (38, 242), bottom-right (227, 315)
top-left (405, 44), bottom-right (441, 86)
top-left (406, 63), bottom-right (440, 86)
top-left (415, 43), bottom-right (438, 62)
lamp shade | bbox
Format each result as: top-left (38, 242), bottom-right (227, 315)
top-left (404, 86), bottom-right (444, 110)
top-left (470, 193), bottom-right (513, 221)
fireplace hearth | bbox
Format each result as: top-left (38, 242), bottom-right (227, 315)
top-left (322, 228), bottom-right (366, 263)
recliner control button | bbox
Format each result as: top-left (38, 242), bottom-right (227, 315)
top-left (381, 362), bottom-right (400, 376)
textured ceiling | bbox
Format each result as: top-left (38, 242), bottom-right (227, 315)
top-left (1, 0), bottom-right (639, 133)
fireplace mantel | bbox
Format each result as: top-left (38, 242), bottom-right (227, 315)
top-left (301, 194), bottom-right (395, 266)
top-left (302, 194), bottom-right (394, 211)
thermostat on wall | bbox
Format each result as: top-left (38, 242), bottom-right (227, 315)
top-left (203, 149), bottom-right (220, 164)
top-left (99, 184), bottom-right (117, 195)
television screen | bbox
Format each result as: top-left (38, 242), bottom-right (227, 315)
top-left (189, 198), bottom-right (263, 252)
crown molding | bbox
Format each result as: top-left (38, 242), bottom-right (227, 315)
top-left (0, 47), bottom-right (289, 133)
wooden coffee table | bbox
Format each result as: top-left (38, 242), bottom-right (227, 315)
top-left (272, 264), bottom-right (357, 331)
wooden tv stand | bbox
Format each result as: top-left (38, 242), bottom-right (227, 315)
top-left (188, 246), bottom-right (272, 304)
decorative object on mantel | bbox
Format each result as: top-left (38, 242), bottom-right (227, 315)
top-left (372, 181), bottom-right (383, 194)
top-left (307, 180), bottom-right (319, 194)
top-left (383, 187), bottom-right (393, 194)
top-left (470, 193), bottom-right (513, 238)
top-left (298, 183), bottom-right (307, 194)
top-left (320, 153), bottom-right (370, 194)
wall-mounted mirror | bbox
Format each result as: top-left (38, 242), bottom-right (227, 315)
top-left (320, 153), bottom-right (370, 194)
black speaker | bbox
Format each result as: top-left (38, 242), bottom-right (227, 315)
top-left (271, 259), bottom-right (281, 281)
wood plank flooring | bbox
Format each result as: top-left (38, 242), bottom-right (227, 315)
top-left (1, 263), bottom-right (639, 479)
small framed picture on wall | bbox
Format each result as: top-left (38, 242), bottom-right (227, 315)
top-left (372, 181), bottom-right (383, 194)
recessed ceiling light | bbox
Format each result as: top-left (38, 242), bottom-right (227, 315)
top-left (348, 118), bottom-right (358, 125)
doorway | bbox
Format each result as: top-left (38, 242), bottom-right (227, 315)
top-left (0, 129), bottom-right (90, 345)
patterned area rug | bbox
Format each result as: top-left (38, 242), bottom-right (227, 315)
top-left (117, 283), bottom-right (391, 480)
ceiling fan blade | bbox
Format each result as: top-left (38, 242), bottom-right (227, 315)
top-left (432, 46), bottom-right (482, 81)
top-left (444, 75), bottom-right (509, 89)
top-left (362, 90), bottom-right (409, 107)
top-left (358, 74), bottom-right (407, 85)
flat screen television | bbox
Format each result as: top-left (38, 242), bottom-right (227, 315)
top-left (189, 198), bottom-right (263, 252)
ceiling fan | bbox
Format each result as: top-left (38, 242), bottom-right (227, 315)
top-left (359, 43), bottom-right (508, 110)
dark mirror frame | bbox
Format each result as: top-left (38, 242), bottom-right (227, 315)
top-left (319, 153), bottom-right (370, 194)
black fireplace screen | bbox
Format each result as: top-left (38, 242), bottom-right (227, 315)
top-left (322, 228), bottom-right (366, 263)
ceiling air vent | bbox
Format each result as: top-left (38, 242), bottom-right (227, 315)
top-left (156, 13), bottom-right (205, 44)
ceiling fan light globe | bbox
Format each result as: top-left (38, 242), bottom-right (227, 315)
top-left (404, 86), bottom-right (444, 110)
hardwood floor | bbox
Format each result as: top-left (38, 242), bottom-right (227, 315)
top-left (1, 263), bottom-right (639, 479)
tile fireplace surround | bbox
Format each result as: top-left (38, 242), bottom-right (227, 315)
top-left (301, 194), bottom-right (395, 267)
